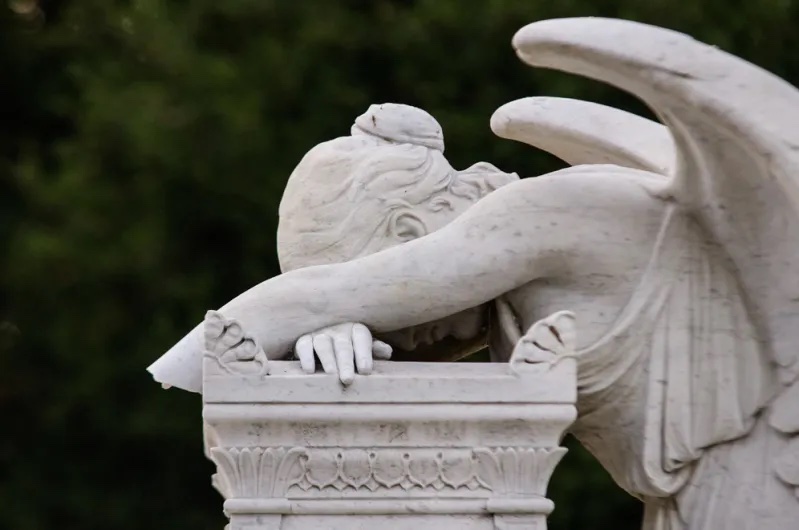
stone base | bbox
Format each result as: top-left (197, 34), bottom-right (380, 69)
top-left (203, 359), bottom-right (576, 530)
top-left (228, 514), bottom-right (547, 530)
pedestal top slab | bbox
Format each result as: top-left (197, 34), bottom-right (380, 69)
top-left (202, 359), bottom-right (577, 405)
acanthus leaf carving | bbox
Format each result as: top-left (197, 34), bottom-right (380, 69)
top-left (210, 447), bottom-right (239, 498)
top-left (256, 447), bottom-right (283, 496)
top-left (211, 446), bottom-right (565, 498)
top-left (474, 447), bottom-right (567, 496)
top-left (210, 447), bottom-right (308, 498)
top-left (270, 447), bottom-right (307, 496)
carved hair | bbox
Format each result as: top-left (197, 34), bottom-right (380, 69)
top-left (277, 135), bottom-right (516, 272)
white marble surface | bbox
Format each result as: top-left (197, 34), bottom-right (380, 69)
top-left (204, 313), bottom-right (577, 530)
top-left (151, 16), bottom-right (799, 530)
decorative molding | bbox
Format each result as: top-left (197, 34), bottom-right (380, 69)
top-left (297, 448), bottom-right (487, 493)
top-left (493, 515), bottom-right (546, 530)
top-left (210, 447), bottom-right (306, 498)
top-left (474, 447), bottom-right (567, 496)
top-left (210, 446), bottom-right (566, 498)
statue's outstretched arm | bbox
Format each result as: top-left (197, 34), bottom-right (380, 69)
top-left (149, 164), bottom-right (640, 392)
top-left (214, 172), bottom-right (585, 354)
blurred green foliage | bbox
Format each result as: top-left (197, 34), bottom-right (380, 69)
top-left (2, 1), bottom-right (798, 529)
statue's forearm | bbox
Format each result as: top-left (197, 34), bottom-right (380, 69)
top-left (150, 228), bottom-right (505, 393)
top-left (211, 178), bottom-right (564, 355)
top-left (151, 175), bottom-right (566, 392)
top-left (216, 260), bottom-right (480, 358)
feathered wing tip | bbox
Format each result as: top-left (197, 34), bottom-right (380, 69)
top-left (500, 15), bottom-right (799, 511)
top-left (509, 17), bottom-right (799, 211)
top-left (490, 96), bottom-right (674, 175)
top-left (507, 16), bottom-right (799, 372)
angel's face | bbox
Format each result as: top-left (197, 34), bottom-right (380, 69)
top-left (280, 164), bottom-right (503, 355)
top-left (377, 305), bottom-right (486, 354)
top-left (368, 190), bottom-right (486, 353)
top-left (378, 190), bottom-right (478, 249)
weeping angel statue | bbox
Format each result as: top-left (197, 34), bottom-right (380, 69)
top-left (149, 18), bottom-right (799, 530)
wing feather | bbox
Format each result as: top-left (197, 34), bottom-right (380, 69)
top-left (490, 96), bottom-right (674, 174)
top-left (506, 16), bottom-right (799, 499)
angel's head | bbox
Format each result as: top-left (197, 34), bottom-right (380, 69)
top-left (276, 104), bottom-right (516, 354)
top-left (277, 103), bottom-right (517, 272)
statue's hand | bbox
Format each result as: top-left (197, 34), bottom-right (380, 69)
top-left (510, 311), bottom-right (576, 369)
top-left (294, 323), bottom-right (393, 385)
top-left (203, 310), bottom-right (269, 377)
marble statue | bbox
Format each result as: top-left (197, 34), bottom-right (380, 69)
top-left (149, 17), bottom-right (799, 530)
top-left (202, 311), bottom-right (578, 530)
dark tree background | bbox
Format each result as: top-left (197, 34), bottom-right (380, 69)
top-left (2, 1), bottom-right (798, 529)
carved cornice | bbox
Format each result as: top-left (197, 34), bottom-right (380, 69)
top-left (210, 446), bottom-right (566, 499)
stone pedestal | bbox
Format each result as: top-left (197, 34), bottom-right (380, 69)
top-left (203, 358), bottom-right (576, 530)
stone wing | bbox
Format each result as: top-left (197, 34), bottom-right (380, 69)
top-left (491, 96), bottom-right (674, 175)
top-left (502, 17), bottom-right (799, 501)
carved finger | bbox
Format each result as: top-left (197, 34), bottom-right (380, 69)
top-left (232, 338), bottom-right (258, 360)
top-left (545, 311), bottom-right (577, 351)
top-left (372, 340), bottom-right (393, 360)
top-left (254, 349), bottom-right (270, 376)
top-left (333, 335), bottom-right (355, 385)
top-left (219, 320), bottom-right (244, 349)
top-left (511, 339), bottom-right (556, 365)
top-left (526, 320), bottom-right (563, 354)
top-left (312, 334), bottom-right (337, 374)
top-left (352, 324), bottom-right (374, 375)
top-left (203, 310), bottom-right (226, 345)
top-left (296, 335), bottom-right (316, 374)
